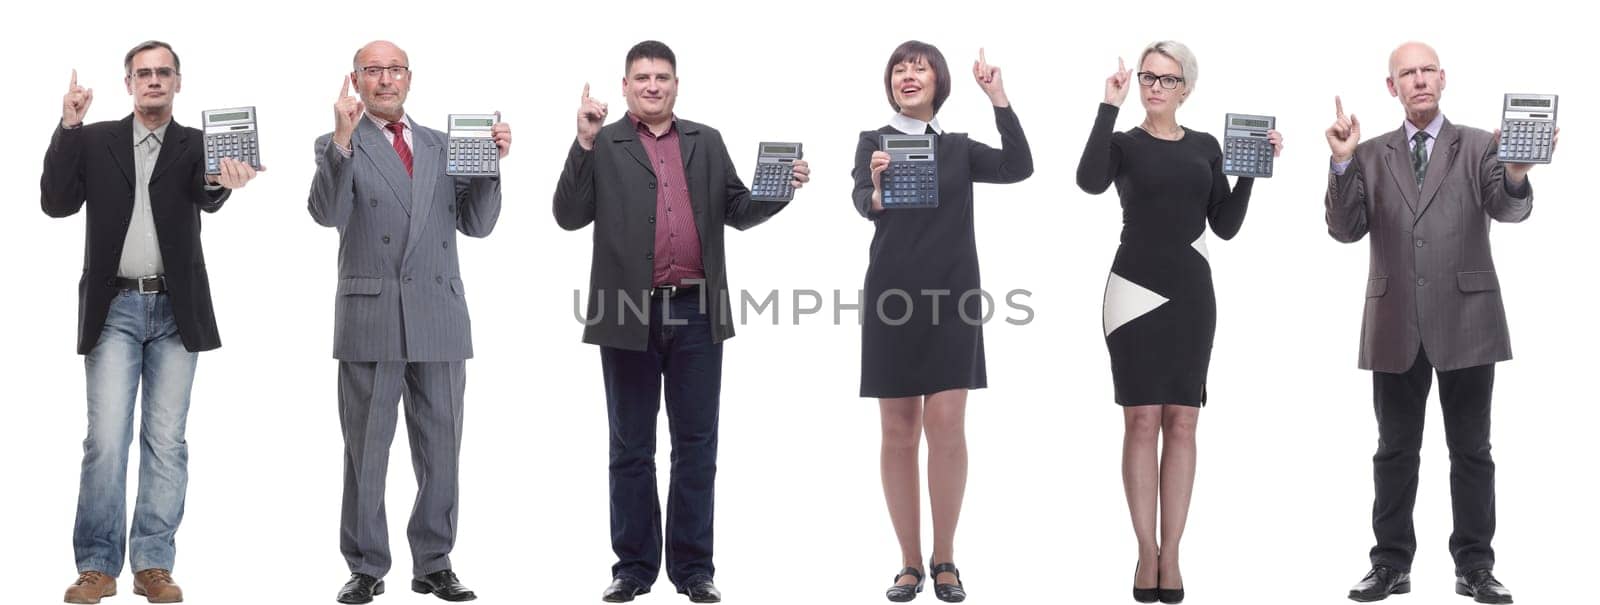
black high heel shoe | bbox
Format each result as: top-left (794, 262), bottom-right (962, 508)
top-left (1133, 561), bottom-right (1158, 603)
top-left (885, 567), bottom-right (924, 602)
top-left (1157, 587), bottom-right (1184, 604)
top-left (929, 561), bottom-right (966, 603)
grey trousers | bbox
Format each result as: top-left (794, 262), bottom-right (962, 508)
top-left (338, 360), bottom-right (466, 578)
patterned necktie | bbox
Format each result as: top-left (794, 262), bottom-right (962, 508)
top-left (1411, 130), bottom-right (1430, 189)
top-left (386, 121), bottom-right (413, 177)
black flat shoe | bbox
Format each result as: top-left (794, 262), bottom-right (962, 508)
top-left (602, 577), bottom-right (650, 603)
top-left (1158, 587), bottom-right (1185, 604)
top-left (337, 573), bottom-right (385, 604)
top-left (1348, 565), bottom-right (1410, 602)
top-left (1455, 569), bottom-right (1512, 604)
top-left (1133, 561), bottom-right (1158, 603)
top-left (682, 579), bottom-right (721, 603)
top-left (886, 566), bottom-right (925, 602)
top-left (929, 561), bottom-right (965, 603)
top-left (411, 569), bottom-right (476, 602)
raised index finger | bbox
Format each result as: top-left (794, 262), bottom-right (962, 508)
top-left (979, 47), bottom-right (987, 67)
top-left (582, 82), bottom-right (590, 101)
top-left (1335, 95), bottom-right (1345, 119)
top-left (341, 76), bottom-right (350, 98)
top-left (1117, 57), bottom-right (1125, 73)
top-left (70, 68), bottom-right (78, 89)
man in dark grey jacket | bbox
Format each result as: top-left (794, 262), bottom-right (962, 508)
top-left (1325, 41), bottom-right (1555, 605)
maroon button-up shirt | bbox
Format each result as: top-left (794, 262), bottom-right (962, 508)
top-left (630, 114), bottom-right (705, 287)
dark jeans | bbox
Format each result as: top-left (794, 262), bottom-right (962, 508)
top-left (1370, 346), bottom-right (1496, 575)
top-left (600, 292), bottom-right (722, 590)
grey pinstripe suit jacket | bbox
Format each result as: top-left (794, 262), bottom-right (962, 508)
top-left (309, 117), bottom-right (502, 362)
top-left (1325, 119), bottom-right (1532, 373)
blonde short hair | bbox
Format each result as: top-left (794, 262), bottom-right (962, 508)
top-left (1139, 40), bottom-right (1198, 93)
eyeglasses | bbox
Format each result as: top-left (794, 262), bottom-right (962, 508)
top-left (359, 65), bottom-right (410, 80)
top-left (1137, 72), bottom-right (1185, 90)
top-left (129, 67), bottom-right (178, 81)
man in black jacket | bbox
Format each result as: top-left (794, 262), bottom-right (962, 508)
top-left (554, 40), bottom-right (808, 604)
top-left (41, 40), bottom-right (258, 605)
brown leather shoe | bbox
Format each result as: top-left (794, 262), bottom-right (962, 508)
top-left (133, 569), bottom-right (183, 603)
top-left (64, 571), bottom-right (116, 604)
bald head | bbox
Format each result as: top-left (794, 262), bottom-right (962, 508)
top-left (1388, 42), bottom-right (1440, 78)
top-left (353, 40), bottom-right (408, 71)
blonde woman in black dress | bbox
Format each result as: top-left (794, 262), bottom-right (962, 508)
top-left (1076, 41), bottom-right (1281, 604)
top-left (853, 41), bottom-right (1032, 602)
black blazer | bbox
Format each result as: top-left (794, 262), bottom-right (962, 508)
top-left (553, 117), bottom-right (787, 351)
top-left (41, 115), bottom-right (230, 354)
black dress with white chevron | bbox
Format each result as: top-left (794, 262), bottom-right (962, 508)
top-left (1075, 103), bottom-right (1253, 406)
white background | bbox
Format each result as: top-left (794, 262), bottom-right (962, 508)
top-left (2, 0), bottom-right (1593, 604)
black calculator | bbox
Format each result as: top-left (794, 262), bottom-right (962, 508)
top-left (446, 114), bottom-right (499, 176)
top-left (1222, 113), bottom-right (1274, 178)
top-left (880, 134), bottom-right (938, 208)
top-left (750, 142), bottom-right (803, 202)
top-left (1499, 94), bottom-right (1557, 164)
top-left (201, 107), bottom-right (259, 175)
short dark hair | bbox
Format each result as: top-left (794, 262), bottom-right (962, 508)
top-left (124, 40), bottom-right (179, 76)
top-left (884, 40), bottom-right (950, 114)
top-left (625, 40), bottom-right (676, 75)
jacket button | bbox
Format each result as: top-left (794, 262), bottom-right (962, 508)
top-left (105, 277), bottom-right (117, 287)
top-left (648, 216), bottom-right (656, 224)
top-left (646, 253), bottom-right (654, 260)
top-left (370, 200), bottom-right (378, 207)
top-left (382, 235), bottom-right (391, 244)
top-left (436, 276), bottom-right (444, 284)
top-left (443, 241), bottom-right (449, 249)
top-left (1415, 239), bottom-right (1425, 248)
top-left (404, 276), bottom-right (413, 284)
top-left (1416, 278), bottom-right (1426, 287)
top-left (448, 204), bottom-right (456, 214)
top-left (648, 182), bottom-right (656, 189)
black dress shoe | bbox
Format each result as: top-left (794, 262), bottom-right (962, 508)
top-left (1348, 565), bottom-right (1411, 602)
top-left (1456, 569), bottom-right (1512, 604)
top-left (886, 566), bottom-right (925, 602)
top-left (337, 573), bottom-right (385, 604)
top-left (602, 577), bottom-right (650, 603)
top-left (682, 579), bottom-right (721, 603)
top-left (929, 561), bottom-right (966, 603)
top-left (411, 570), bottom-right (476, 602)
top-left (1157, 587), bottom-right (1185, 604)
top-left (1133, 561), bottom-right (1158, 603)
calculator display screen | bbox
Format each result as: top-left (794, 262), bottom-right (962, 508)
top-left (455, 118), bottom-right (494, 127)
top-left (763, 145), bottom-right (797, 154)
top-left (1232, 118), bottom-right (1270, 128)
top-left (209, 111), bottom-right (249, 122)
top-left (1510, 98), bottom-right (1551, 108)
top-left (886, 139), bottom-right (930, 149)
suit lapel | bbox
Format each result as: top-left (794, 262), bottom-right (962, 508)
top-left (1413, 120), bottom-right (1459, 224)
top-left (613, 123), bottom-right (655, 176)
top-left (1383, 128), bottom-right (1420, 216)
top-left (403, 123), bottom-right (440, 265)
top-left (675, 121), bottom-right (707, 224)
top-left (107, 115), bottom-right (135, 189)
top-left (356, 117), bottom-right (413, 215)
top-left (150, 121), bottom-right (188, 185)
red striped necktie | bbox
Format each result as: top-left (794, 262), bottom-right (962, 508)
top-left (386, 121), bottom-right (413, 177)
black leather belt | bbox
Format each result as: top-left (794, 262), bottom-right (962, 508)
top-left (651, 284), bottom-right (700, 299)
top-left (114, 276), bottom-right (167, 293)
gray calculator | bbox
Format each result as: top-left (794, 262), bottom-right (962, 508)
top-left (201, 107), bottom-right (260, 175)
top-left (1222, 113), bottom-right (1274, 178)
top-left (880, 134), bottom-right (938, 208)
top-left (750, 142), bottom-right (803, 202)
top-left (1499, 94), bottom-right (1557, 164)
top-left (446, 114), bottom-right (499, 176)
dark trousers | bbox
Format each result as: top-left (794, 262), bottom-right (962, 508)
top-left (338, 361), bottom-right (466, 578)
top-left (1370, 347), bottom-right (1496, 575)
top-left (599, 292), bottom-right (722, 590)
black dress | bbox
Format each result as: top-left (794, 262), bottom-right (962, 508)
top-left (1075, 103), bottom-right (1252, 406)
top-left (853, 106), bottom-right (1033, 398)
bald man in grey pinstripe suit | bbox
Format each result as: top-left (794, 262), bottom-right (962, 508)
top-left (310, 41), bottom-right (509, 604)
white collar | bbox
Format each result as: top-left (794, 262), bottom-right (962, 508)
top-left (889, 113), bottom-right (942, 136)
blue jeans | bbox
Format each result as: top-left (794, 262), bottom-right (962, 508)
top-left (599, 292), bottom-right (723, 591)
top-left (73, 291), bottom-right (198, 575)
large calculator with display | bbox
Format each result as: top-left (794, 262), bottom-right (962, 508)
top-left (1499, 94), bottom-right (1557, 164)
top-left (201, 107), bottom-right (260, 175)
top-left (750, 142), bottom-right (803, 202)
top-left (1222, 113), bottom-right (1275, 178)
top-left (880, 134), bottom-right (938, 208)
top-left (446, 114), bottom-right (500, 176)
